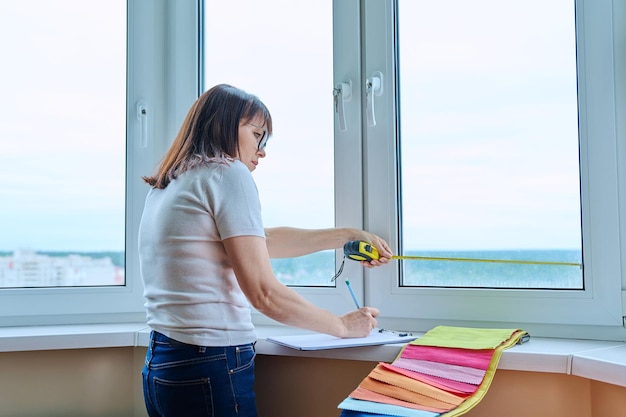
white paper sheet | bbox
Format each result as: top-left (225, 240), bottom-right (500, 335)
top-left (266, 328), bottom-right (417, 351)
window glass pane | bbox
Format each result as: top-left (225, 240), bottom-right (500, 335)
top-left (203, 0), bottom-right (334, 286)
top-left (0, 1), bottom-right (126, 288)
top-left (398, 0), bottom-right (583, 289)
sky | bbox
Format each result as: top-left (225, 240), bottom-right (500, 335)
top-left (0, 0), bottom-right (581, 253)
top-left (0, 1), bottom-right (126, 252)
top-left (396, 0), bottom-right (581, 250)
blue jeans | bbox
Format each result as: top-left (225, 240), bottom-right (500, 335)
top-left (142, 331), bottom-right (258, 417)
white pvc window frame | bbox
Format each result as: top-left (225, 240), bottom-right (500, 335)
top-left (0, 0), bottom-right (200, 326)
top-left (363, 0), bottom-right (626, 340)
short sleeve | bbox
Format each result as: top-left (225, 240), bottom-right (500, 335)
top-left (208, 161), bottom-right (265, 240)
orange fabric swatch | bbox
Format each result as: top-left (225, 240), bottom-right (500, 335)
top-left (360, 376), bottom-right (457, 411)
top-left (350, 386), bottom-right (449, 414)
top-left (369, 364), bottom-right (465, 406)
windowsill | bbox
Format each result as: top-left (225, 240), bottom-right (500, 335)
top-left (1, 323), bottom-right (625, 388)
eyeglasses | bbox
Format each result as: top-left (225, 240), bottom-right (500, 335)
top-left (257, 129), bottom-right (269, 151)
top-left (248, 123), bottom-right (269, 151)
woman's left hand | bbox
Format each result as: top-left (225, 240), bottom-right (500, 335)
top-left (347, 230), bottom-right (393, 268)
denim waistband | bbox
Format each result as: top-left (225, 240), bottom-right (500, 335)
top-left (150, 331), bottom-right (256, 350)
top-left (151, 331), bottom-right (193, 346)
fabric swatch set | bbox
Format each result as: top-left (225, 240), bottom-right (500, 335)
top-left (338, 326), bottom-right (529, 417)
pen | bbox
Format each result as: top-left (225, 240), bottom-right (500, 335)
top-left (379, 328), bottom-right (413, 337)
top-left (345, 279), bottom-right (361, 309)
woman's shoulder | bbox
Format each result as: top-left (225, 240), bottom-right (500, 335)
top-left (189, 159), bottom-right (252, 185)
top-left (201, 158), bottom-right (248, 175)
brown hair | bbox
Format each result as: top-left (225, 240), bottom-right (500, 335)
top-left (143, 84), bottom-right (272, 188)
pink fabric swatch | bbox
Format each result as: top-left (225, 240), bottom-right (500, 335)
top-left (392, 357), bottom-right (486, 385)
top-left (401, 344), bottom-right (494, 370)
top-left (379, 362), bottom-right (477, 396)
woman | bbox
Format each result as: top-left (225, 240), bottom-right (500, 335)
top-left (139, 84), bottom-right (392, 417)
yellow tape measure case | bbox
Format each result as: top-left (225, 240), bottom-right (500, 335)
top-left (343, 240), bottom-right (380, 262)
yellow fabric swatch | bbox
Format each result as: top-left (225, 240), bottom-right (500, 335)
top-left (409, 326), bottom-right (526, 350)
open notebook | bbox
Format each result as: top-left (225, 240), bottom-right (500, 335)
top-left (266, 328), bottom-right (417, 351)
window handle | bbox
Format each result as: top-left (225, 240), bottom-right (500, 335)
top-left (333, 80), bottom-right (352, 132)
top-left (136, 100), bottom-right (148, 148)
top-left (366, 71), bottom-right (383, 127)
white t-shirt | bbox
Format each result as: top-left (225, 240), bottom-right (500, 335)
top-left (138, 160), bottom-right (265, 346)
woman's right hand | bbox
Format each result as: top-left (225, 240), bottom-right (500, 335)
top-left (339, 307), bottom-right (380, 338)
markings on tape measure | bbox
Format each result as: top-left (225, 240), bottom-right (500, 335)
top-left (391, 255), bottom-right (581, 267)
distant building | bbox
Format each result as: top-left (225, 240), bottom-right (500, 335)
top-left (0, 249), bottom-right (123, 288)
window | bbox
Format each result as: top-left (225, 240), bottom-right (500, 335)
top-left (199, 0), bottom-right (624, 338)
top-left (0, 1), bottom-right (125, 289)
top-left (0, 0), bottom-right (194, 326)
top-left (365, 0), bottom-right (625, 339)
top-left (203, 0), bottom-right (336, 287)
top-left (397, 0), bottom-right (582, 290)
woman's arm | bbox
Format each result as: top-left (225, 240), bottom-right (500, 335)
top-left (223, 234), bottom-right (379, 338)
top-left (264, 227), bottom-right (393, 265)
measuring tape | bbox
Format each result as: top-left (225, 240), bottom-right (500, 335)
top-left (342, 240), bottom-right (582, 267)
